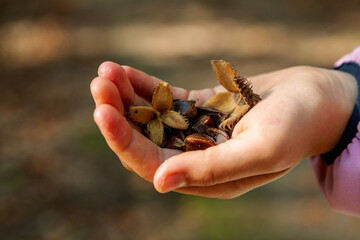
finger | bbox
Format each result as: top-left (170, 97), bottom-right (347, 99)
top-left (120, 161), bottom-right (134, 172)
top-left (90, 99), bottom-right (133, 172)
top-left (153, 127), bottom-right (290, 192)
top-left (188, 88), bottom-right (218, 105)
top-left (94, 104), bottom-right (181, 181)
top-left (174, 168), bottom-right (291, 199)
top-left (98, 61), bottom-right (142, 108)
top-left (90, 77), bottom-right (124, 114)
top-left (123, 66), bottom-right (189, 102)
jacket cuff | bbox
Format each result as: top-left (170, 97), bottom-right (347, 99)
top-left (321, 62), bottom-right (360, 165)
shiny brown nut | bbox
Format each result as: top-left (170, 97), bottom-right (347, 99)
top-left (195, 115), bottom-right (214, 127)
top-left (172, 99), bottom-right (197, 118)
top-left (185, 133), bottom-right (216, 151)
top-left (165, 136), bottom-right (185, 150)
top-left (203, 127), bottom-right (229, 144)
top-left (172, 129), bottom-right (186, 140)
top-left (196, 106), bottom-right (227, 127)
top-left (189, 114), bottom-right (228, 131)
top-left (202, 127), bottom-right (229, 140)
top-left (188, 124), bottom-right (229, 144)
top-left (196, 106), bottom-right (223, 114)
top-left (188, 115), bottom-right (214, 135)
top-left (214, 133), bottom-right (228, 144)
top-left (164, 128), bottom-right (185, 145)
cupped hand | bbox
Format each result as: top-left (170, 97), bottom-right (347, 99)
top-left (90, 62), bottom-right (357, 198)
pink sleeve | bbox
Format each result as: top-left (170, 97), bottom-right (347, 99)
top-left (311, 46), bottom-right (360, 217)
top-left (311, 124), bottom-right (360, 217)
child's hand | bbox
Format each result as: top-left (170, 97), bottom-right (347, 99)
top-left (90, 62), bottom-right (357, 198)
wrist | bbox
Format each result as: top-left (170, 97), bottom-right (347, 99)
top-left (311, 68), bottom-right (357, 156)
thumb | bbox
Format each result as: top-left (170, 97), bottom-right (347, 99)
top-left (153, 129), bottom-right (279, 193)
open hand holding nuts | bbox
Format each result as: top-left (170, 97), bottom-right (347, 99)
top-left (127, 60), bottom-right (261, 151)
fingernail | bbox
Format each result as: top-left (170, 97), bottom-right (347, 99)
top-left (159, 173), bottom-right (186, 193)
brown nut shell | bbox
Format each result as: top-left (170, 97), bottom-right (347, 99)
top-left (172, 99), bottom-right (197, 118)
top-left (194, 115), bottom-right (214, 127)
top-left (204, 127), bottom-right (229, 144)
top-left (185, 133), bottom-right (216, 151)
top-left (165, 136), bottom-right (185, 150)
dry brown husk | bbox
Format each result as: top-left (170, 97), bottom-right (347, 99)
top-left (128, 82), bottom-right (189, 146)
top-left (147, 118), bottom-right (164, 146)
top-left (207, 59), bottom-right (261, 130)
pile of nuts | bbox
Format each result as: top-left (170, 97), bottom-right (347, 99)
top-left (127, 60), bottom-right (261, 151)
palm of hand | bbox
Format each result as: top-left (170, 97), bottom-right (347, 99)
top-left (91, 62), bottom-right (356, 198)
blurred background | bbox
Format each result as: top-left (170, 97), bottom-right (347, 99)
top-left (1, 0), bottom-right (360, 239)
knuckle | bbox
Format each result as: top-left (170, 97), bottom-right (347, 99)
top-left (200, 150), bottom-right (220, 186)
top-left (122, 65), bottom-right (134, 78)
top-left (203, 168), bottom-right (217, 186)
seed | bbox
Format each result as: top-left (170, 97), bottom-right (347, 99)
top-left (165, 136), bottom-right (185, 150)
top-left (204, 127), bottom-right (229, 144)
top-left (185, 133), bottom-right (216, 151)
top-left (172, 99), bottom-right (198, 118)
top-left (195, 115), bottom-right (214, 127)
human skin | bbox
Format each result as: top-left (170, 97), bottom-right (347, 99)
top-left (90, 61), bottom-right (357, 199)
